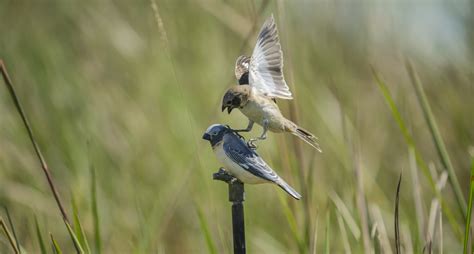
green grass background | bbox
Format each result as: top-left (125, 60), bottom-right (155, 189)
top-left (0, 0), bottom-right (473, 253)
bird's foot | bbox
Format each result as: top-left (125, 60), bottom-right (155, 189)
top-left (247, 138), bottom-right (258, 149)
top-left (213, 168), bottom-right (236, 183)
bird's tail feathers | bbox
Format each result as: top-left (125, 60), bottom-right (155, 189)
top-left (276, 179), bottom-right (302, 200)
top-left (291, 125), bottom-right (322, 152)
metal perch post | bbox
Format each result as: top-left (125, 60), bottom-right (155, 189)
top-left (213, 168), bottom-right (246, 254)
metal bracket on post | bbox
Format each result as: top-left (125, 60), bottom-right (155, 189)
top-left (213, 168), bottom-right (246, 254)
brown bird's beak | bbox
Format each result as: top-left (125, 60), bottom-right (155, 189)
top-left (221, 105), bottom-right (234, 114)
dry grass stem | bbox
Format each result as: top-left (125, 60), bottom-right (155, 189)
top-left (0, 60), bottom-right (70, 224)
top-left (0, 217), bottom-right (19, 254)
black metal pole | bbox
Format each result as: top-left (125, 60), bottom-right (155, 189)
top-left (230, 180), bottom-right (245, 254)
top-left (213, 168), bottom-right (246, 254)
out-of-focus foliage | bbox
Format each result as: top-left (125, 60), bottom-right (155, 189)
top-left (0, 0), bottom-right (472, 253)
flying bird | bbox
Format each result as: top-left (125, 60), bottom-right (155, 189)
top-left (222, 15), bottom-right (321, 151)
top-left (203, 124), bottom-right (301, 200)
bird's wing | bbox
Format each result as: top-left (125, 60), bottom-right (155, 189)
top-left (223, 133), bottom-right (279, 182)
top-left (235, 55), bottom-right (250, 84)
top-left (249, 14), bottom-right (293, 100)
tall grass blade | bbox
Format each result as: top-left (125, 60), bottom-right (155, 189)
top-left (276, 7), bottom-right (314, 248)
top-left (4, 207), bottom-right (21, 254)
top-left (311, 214), bottom-right (319, 254)
top-left (371, 223), bottom-right (380, 253)
top-left (0, 60), bottom-right (70, 223)
top-left (426, 171), bottom-right (448, 252)
top-left (0, 60), bottom-right (84, 252)
top-left (405, 60), bottom-right (467, 216)
top-left (344, 118), bottom-right (372, 253)
top-left (325, 211), bottom-right (330, 254)
top-left (50, 234), bottom-right (63, 254)
top-left (0, 216), bottom-right (19, 254)
top-left (335, 210), bottom-right (351, 254)
top-left (329, 191), bottom-right (361, 240)
top-left (438, 207), bottom-right (443, 254)
top-left (277, 193), bottom-right (305, 254)
top-left (434, 171), bottom-right (448, 253)
top-left (72, 197), bottom-right (91, 254)
top-left (408, 147), bottom-right (425, 244)
top-left (351, 139), bottom-right (371, 252)
top-left (423, 240), bottom-right (432, 254)
top-left (469, 227), bottom-right (472, 254)
top-left (65, 220), bottom-right (85, 254)
top-left (134, 168), bottom-right (194, 253)
top-left (34, 217), bottom-right (47, 254)
top-left (369, 205), bottom-right (393, 254)
top-left (195, 206), bottom-right (217, 254)
top-left (426, 199), bottom-right (438, 250)
top-left (395, 174), bottom-right (402, 254)
top-left (401, 224), bottom-right (414, 254)
top-left (371, 67), bottom-right (462, 239)
top-left (463, 158), bottom-right (474, 254)
top-left (90, 165), bottom-right (102, 254)
top-left (371, 67), bottom-right (433, 185)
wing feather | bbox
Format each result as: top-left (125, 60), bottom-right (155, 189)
top-left (223, 133), bottom-right (279, 182)
top-left (249, 15), bottom-right (293, 99)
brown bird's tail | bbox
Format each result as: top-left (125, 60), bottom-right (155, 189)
top-left (289, 124), bottom-right (322, 152)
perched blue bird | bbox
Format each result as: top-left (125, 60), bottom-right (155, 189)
top-left (203, 124), bottom-right (301, 200)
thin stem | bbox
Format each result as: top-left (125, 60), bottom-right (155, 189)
top-left (406, 60), bottom-right (467, 217)
top-left (371, 66), bottom-right (463, 239)
top-left (0, 60), bottom-right (82, 253)
top-left (395, 174), bottom-right (402, 254)
top-left (0, 217), bottom-right (19, 254)
top-left (275, 5), bottom-right (312, 248)
top-left (0, 60), bottom-right (70, 223)
top-left (353, 139), bottom-right (372, 254)
top-left (4, 207), bottom-right (21, 254)
top-left (463, 158), bottom-right (474, 254)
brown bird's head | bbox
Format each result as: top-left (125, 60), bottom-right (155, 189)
top-left (221, 85), bottom-right (251, 114)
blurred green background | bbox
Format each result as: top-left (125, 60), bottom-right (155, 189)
top-left (0, 0), bottom-right (473, 253)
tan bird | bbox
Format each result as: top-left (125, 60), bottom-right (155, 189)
top-left (221, 15), bottom-right (321, 152)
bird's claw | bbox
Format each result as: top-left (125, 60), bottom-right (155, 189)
top-left (213, 168), bottom-right (235, 183)
top-left (247, 139), bottom-right (258, 149)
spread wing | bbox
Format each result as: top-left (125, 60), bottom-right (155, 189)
top-left (249, 14), bottom-right (293, 100)
top-left (223, 133), bottom-right (279, 182)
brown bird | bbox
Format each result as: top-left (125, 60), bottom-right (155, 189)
top-left (221, 15), bottom-right (321, 151)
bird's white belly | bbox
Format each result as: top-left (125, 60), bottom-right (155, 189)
top-left (213, 143), bottom-right (267, 184)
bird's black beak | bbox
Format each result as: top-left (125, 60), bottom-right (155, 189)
top-left (221, 105), bottom-right (234, 114)
top-left (202, 133), bottom-right (211, 141)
